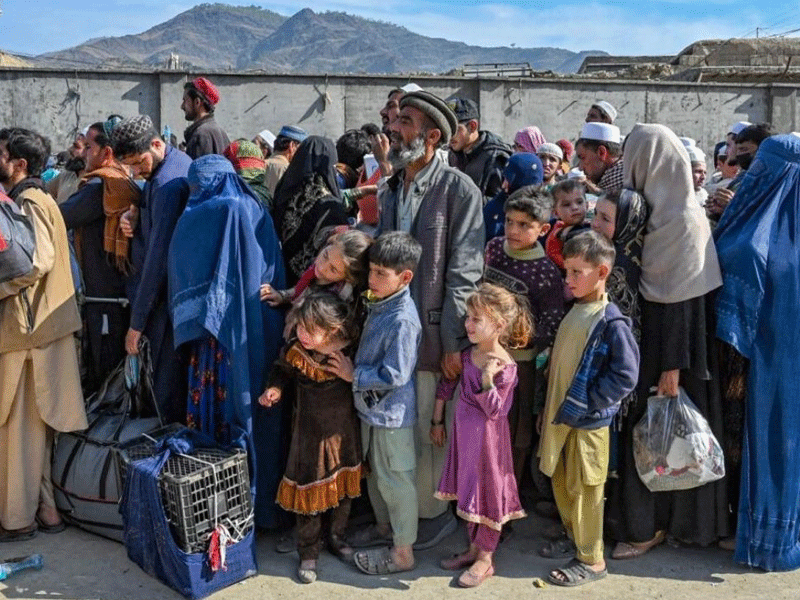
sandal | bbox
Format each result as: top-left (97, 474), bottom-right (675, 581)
top-left (548, 558), bottom-right (607, 587)
top-left (0, 525), bottom-right (37, 543)
top-left (457, 563), bottom-right (494, 588)
top-left (439, 552), bottom-right (476, 571)
top-left (35, 514), bottom-right (66, 534)
top-left (538, 537), bottom-right (576, 558)
top-left (354, 547), bottom-right (414, 575)
top-left (611, 530), bottom-right (665, 560)
top-left (347, 524), bottom-right (393, 548)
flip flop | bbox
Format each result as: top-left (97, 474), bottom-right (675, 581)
top-left (0, 525), bottom-right (37, 543)
top-left (354, 547), bottom-right (414, 575)
top-left (457, 563), bottom-right (495, 588)
top-left (347, 525), bottom-right (393, 548)
top-left (538, 537), bottom-right (576, 558)
top-left (548, 558), bottom-right (607, 587)
top-left (35, 514), bottom-right (66, 534)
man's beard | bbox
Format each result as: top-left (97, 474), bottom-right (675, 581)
top-left (65, 155), bottom-right (85, 174)
top-left (387, 133), bottom-right (426, 171)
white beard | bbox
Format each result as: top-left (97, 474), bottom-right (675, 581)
top-left (388, 133), bottom-right (426, 171)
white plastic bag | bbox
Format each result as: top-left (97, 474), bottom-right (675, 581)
top-left (632, 387), bottom-right (725, 492)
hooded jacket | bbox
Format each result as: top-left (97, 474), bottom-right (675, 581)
top-left (449, 131), bottom-right (511, 201)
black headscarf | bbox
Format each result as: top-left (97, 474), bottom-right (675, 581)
top-left (272, 136), bottom-right (341, 229)
top-left (271, 136), bottom-right (349, 286)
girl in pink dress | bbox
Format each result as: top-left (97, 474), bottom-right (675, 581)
top-left (430, 283), bottom-right (532, 587)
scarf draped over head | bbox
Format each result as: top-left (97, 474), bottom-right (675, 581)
top-left (514, 126), bottom-right (546, 154)
top-left (622, 123), bottom-right (721, 303)
top-left (503, 152), bottom-right (544, 194)
top-left (79, 165), bottom-right (139, 273)
top-left (223, 139), bottom-right (266, 180)
top-left (272, 135), bottom-right (341, 229)
top-left (169, 154), bottom-right (285, 449)
top-left (270, 136), bottom-right (349, 285)
top-left (606, 189), bottom-right (648, 341)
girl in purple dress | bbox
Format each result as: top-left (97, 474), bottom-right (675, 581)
top-left (430, 283), bottom-right (532, 587)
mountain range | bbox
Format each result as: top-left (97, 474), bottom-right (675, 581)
top-left (35, 3), bottom-right (606, 74)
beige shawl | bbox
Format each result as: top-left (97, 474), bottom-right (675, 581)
top-left (623, 123), bottom-right (721, 303)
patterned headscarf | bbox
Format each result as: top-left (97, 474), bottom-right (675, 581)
top-left (514, 126), bottom-right (546, 153)
top-left (605, 188), bottom-right (648, 342)
top-left (223, 139), bottom-right (266, 178)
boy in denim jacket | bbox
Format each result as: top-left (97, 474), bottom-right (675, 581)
top-left (537, 231), bottom-right (639, 587)
top-left (326, 231), bottom-right (422, 575)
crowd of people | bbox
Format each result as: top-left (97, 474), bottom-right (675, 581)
top-left (1, 74), bottom-right (799, 589)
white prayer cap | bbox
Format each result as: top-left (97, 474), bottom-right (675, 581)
top-left (400, 83), bottom-right (423, 93)
top-left (679, 137), bottom-right (696, 148)
top-left (537, 142), bottom-right (563, 160)
top-left (729, 121), bottom-right (752, 136)
top-left (257, 129), bottom-right (276, 149)
top-left (686, 146), bottom-right (706, 163)
top-left (579, 122), bottom-right (621, 145)
top-left (592, 100), bottom-right (617, 122)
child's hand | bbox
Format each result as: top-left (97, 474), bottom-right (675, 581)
top-left (429, 424), bottom-right (446, 447)
top-left (481, 354), bottom-right (505, 388)
top-left (260, 284), bottom-right (284, 306)
top-left (324, 350), bottom-right (355, 382)
top-left (258, 387), bottom-right (282, 407)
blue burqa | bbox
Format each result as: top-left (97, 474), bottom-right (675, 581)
top-left (714, 134), bottom-right (800, 571)
top-left (168, 155), bottom-right (287, 528)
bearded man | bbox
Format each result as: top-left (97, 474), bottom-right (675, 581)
top-left (376, 90), bottom-right (484, 555)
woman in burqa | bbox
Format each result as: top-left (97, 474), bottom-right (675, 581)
top-left (168, 154), bottom-right (287, 529)
top-left (272, 136), bottom-right (350, 286)
top-left (607, 123), bottom-right (728, 558)
top-left (714, 134), bottom-right (800, 571)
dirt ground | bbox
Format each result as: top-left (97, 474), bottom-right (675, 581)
top-left (2, 511), bottom-right (799, 600)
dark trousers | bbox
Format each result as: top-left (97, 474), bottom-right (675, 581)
top-left (296, 498), bottom-right (352, 561)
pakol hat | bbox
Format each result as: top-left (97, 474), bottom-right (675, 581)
top-left (400, 90), bottom-right (459, 144)
top-left (190, 77), bottom-right (220, 106)
top-left (592, 100), bottom-right (617, 122)
top-left (579, 122), bottom-right (621, 145)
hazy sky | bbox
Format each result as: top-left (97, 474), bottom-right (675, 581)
top-left (3, 1), bottom-right (800, 57)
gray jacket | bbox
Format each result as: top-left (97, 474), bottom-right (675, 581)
top-left (378, 154), bottom-right (484, 371)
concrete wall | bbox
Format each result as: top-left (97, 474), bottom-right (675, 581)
top-left (0, 68), bottom-right (794, 159)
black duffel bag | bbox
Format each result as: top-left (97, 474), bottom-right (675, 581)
top-left (52, 338), bottom-right (168, 541)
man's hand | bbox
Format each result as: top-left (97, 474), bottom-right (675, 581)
top-left (370, 133), bottom-right (393, 177)
top-left (125, 328), bottom-right (142, 355)
top-left (441, 352), bottom-right (462, 380)
top-left (324, 350), bottom-right (355, 383)
top-left (120, 206), bottom-right (139, 238)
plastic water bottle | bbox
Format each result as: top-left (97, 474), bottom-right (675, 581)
top-left (163, 125), bottom-right (172, 145)
top-left (0, 554), bottom-right (43, 581)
